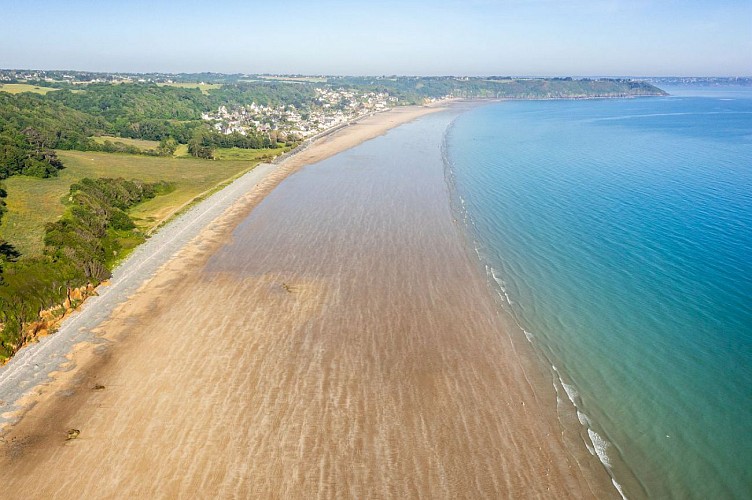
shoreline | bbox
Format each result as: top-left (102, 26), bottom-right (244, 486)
top-left (440, 113), bottom-right (624, 497)
top-left (0, 101), bottom-right (615, 498)
top-left (0, 103), bottom-right (446, 431)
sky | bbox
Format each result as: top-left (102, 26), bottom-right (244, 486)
top-left (1, 0), bottom-right (750, 76)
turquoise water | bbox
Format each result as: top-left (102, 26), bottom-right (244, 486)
top-left (445, 92), bottom-right (752, 499)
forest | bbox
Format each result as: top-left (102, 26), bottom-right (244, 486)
top-left (0, 82), bottom-right (303, 168)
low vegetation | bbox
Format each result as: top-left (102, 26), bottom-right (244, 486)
top-left (0, 83), bottom-right (61, 95)
top-left (0, 143), bottom-right (282, 361)
top-left (214, 146), bottom-right (290, 161)
top-left (187, 128), bottom-right (286, 159)
top-left (1, 149), bottom-right (281, 256)
top-left (0, 177), bottom-right (168, 359)
top-left (91, 135), bottom-right (161, 150)
top-left (156, 82), bottom-right (222, 94)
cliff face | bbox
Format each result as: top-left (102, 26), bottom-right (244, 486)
top-left (454, 78), bottom-right (669, 99)
top-left (0, 283), bottom-right (97, 362)
top-left (35, 284), bottom-right (97, 337)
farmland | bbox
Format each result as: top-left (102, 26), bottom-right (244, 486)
top-left (0, 83), bottom-right (61, 95)
top-left (0, 149), bottom-right (283, 256)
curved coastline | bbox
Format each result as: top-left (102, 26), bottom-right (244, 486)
top-left (441, 105), bottom-right (628, 498)
top-left (0, 104), bottom-right (445, 430)
top-left (2, 102), bottom-right (616, 498)
top-left (440, 92), bottom-right (752, 499)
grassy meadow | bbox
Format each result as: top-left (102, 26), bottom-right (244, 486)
top-left (1, 149), bottom-right (284, 256)
top-left (214, 146), bottom-right (290, 161)
top-left (0, 83), bottom-right (61, 95)
top-left (91, 135), bottom-right (161, 150)
top-left (156, 82), bottom-right (222, 94)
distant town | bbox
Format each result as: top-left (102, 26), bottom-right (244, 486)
top-left (3, 69), bottom-right (710, 142)
top-left (202, 88), bottom-right (398, 140)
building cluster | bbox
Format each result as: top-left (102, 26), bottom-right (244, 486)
top-left (1, 70), bottom-right (124, 83)
top-left (0, 69), bottom-right (182, 84)
top-left (423, 95), bottom-right (454, 104)
top-left (201, 88), bottom-right (397, 139)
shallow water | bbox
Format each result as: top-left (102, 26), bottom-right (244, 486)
top-left (1, 108), bottom-right (621, 498)
top-left (446, 92), bottom-right (752, 498)
top-left (203, 111), bottom-right (614, 497)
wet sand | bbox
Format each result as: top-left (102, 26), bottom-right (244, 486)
top-left (0, 107), bottom-right (615, 498)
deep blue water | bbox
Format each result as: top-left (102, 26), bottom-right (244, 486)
top-left (446, 91), bottom-right (752, 499)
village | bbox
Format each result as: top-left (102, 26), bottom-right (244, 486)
top-left (201, 87), bottom-right (398, 140)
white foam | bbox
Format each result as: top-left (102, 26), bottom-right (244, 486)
top-left (445, 171), bottom-right (632, 498)
top-left (588, 429), bottom-right (611, 468)
top-left (552, 370), bottom-right (627, 498)
top-left (490, 267), bottom-right (504, 286)
top-left (488, 268), bottom-right (513, 304)
top-left (562, 382), bottom-right (579, 406)
top-left (612, 478), bottom-right (628, 500)
top-left (577, 410), bottom-right (591, 426)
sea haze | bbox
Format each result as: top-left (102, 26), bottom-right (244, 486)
top-left (446, 91), bottom-right (752, 499)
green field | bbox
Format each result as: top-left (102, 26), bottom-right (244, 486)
top-left (1, 149), bottom-right (283, 256)
top-left (0, 83), bottom-right (61, 95)
top-left (214, 146), bottom-right (290, 161)
top-left (91, 135), bottom-right (161, 150)
top-left (157, 82), bottom-right (222, 94)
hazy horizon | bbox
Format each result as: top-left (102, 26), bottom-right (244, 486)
top-left (3, 68), bottom-right (751, 79)
top-left (2, 0), bottom-right (750, 77)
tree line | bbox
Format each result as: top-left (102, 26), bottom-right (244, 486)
top-left (0, 177), bottom-right (170, 359)
top-left (0, 81), bottom-right (319, 171)
top-left (187, 128), bottom-right (280, 159)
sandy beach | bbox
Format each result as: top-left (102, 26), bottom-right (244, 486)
top-left (0, 104), bottom-right (615, 498)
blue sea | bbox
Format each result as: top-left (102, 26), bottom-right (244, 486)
top-left (445, 88), bottom-right (752, 498)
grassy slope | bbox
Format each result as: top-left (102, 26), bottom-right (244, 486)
top-left (214, 146), bottom-right (290, 161)
top-left (0, 83), bottom-right (61, 95)
top-left (91, 135), bottom-right (161, 149)
top-left (1, 149), bottom-right (283, 256)
top-left (156, 82), bottom-right (222, 95)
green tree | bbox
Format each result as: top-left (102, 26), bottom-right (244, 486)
top-left (158, 136), bottom-right (179, 156)
top-left (187, 128), bottom-right (215, 159)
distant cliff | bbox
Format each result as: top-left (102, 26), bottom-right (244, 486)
top-left (319, 75), bottom-right (667, 103)
top-left (451, 77), bottom-right (668, 99)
